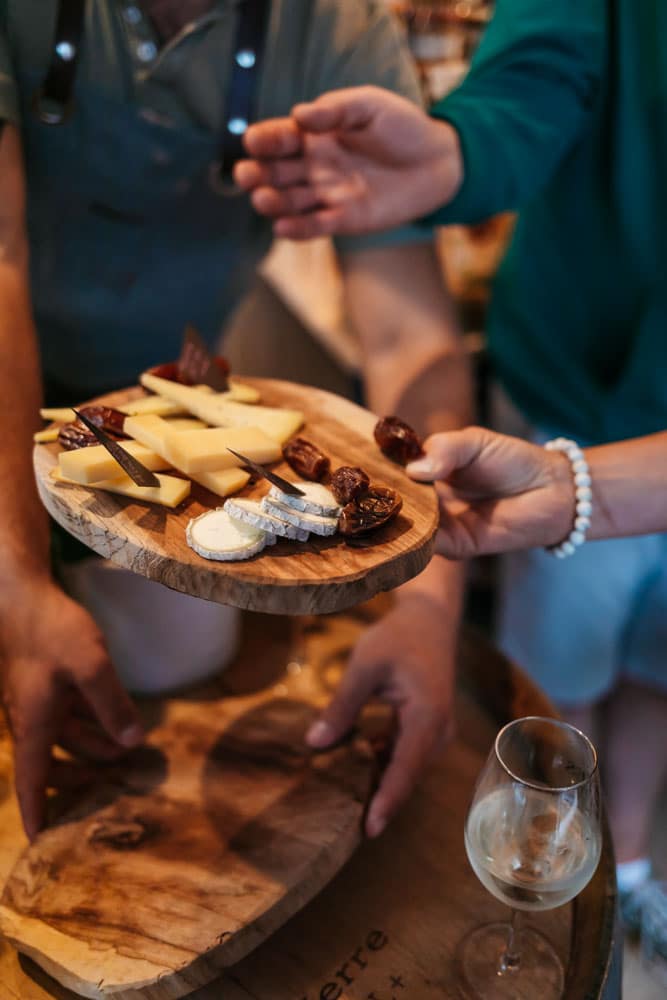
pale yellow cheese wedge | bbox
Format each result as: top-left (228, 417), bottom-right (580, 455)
top-left (164, 425), bottom-right (281, 475)
top-left (34, 426), bottom-right (61, 443)
top-left (162, 417), bottom-right (206, 431)
top-left (40, 407), bottom-right (76, 422)
top-left (124, 414), bottom-right (279, 476)
top-left (140, 373), bottom-right (302, 443)
top-left (122, 414), bottom-right (168, 456)
top-left (58, 440), bottom-right (170, 485)
top-left (191, 467), bottom-right (251, 498)
top-left (118, 396), bottom-right (187, 418)
top-left (51, 468), bottom-right (190, 508)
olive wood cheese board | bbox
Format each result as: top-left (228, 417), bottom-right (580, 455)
top-left (0, 614), bottom-right (377, 999)
top-left (33, 379), bottom-right (439, 615)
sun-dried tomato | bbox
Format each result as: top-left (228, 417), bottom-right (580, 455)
top-left (282, 437), bottom-right (331, 481)
top-left (338, 485), bottom-right (403, 536)
top-left (77, 405), bottom-right (127, 437)
top-left (331, 466), bottom-right (370, 505)
top-left (374, 416), bottom-right (424, 465)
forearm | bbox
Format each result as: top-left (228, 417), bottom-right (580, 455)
top-left (342, 243), bottom-right (473, 434)
top-left (587, 433), bottom-right (667, 540)
top-left (0, 129), bottom-right (50, 606)
top-left (0, 265), bottom-right (50, 594)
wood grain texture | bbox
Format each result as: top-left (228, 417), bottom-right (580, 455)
top-left (0, 615), bottom-right (376, 999)
top-left (0, 613), bottom-right (618, 1000)
top-left (33, 380), bottom-right (439, 615)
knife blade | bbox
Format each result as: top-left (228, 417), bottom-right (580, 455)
top-left (178, 325), bottom-right (229, 392)
top-left (73, 409), bottom-right (161, 488)
top-left (226, 448), bottom-right (306, 497)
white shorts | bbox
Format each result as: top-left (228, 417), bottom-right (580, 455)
top-left (60, 559), bottom-right (241, 695)
top-left (497, 528), bottom-right (667, 706)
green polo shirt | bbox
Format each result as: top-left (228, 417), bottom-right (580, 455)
top-left (0, 1), bottom-right (429, 397)
top-left (432, 0), bottom-right (667, 444)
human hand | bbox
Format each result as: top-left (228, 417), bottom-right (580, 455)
top-left (407, 427), bottom-right (575, 558)
top-left (306, 597), bottom-right (455, 838)
top-left (235, 86), bottom-right (463, 239)
top-left (0, 579), bottom-right (144, 840)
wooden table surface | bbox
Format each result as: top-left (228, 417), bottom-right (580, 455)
top-left (0, 606), bottom-right (620, 1000)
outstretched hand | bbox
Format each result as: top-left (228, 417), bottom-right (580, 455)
top-left (407, 427), bottom-right (576, 558)
top-left (235, 86), bottom-right (463, 239)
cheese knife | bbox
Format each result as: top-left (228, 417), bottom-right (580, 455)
top-left (73, 409), bottom-right (161, 488)
top-left (226, 448), bottom-right (306, 497)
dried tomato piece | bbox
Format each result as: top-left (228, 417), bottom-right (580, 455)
top-left (338, 485), bottom-right (403, 536)
top-left (58, 422), bottom-right (99, 451)
top-left (282, 437), bottom-right (331, 481)
top-left (374, 416), bottom-right (424, 465)
top-left (146, 356), bottom-right (230, 387)
top-left (331, 466), bottom-right (370, 506)
top-left (77, 405), bottom-right (127, 437)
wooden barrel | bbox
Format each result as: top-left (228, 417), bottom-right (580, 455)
top-left (0, 607), bottom-right (620, 999)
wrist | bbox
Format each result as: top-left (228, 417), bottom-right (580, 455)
top-left (429, 121), bottom-right (464, 208)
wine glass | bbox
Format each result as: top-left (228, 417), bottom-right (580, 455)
top-left (458, 716), bottom-right (601, 999)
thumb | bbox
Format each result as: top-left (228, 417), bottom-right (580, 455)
top-left (306, 657), bottom-right (382, 750)
top-left (406, 427), bottom-right (488, 482)
top-left (293, 87), bottom-right (378, 135)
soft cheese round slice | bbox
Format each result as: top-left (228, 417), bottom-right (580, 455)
top-left (262, 496), bottom-right (339, 537)
top-left (269, 482), bottom-right (341, 517)
top-left (186, 509), bottom-right (268, 561)
top-left (224, 498), bottom-right (309, 542)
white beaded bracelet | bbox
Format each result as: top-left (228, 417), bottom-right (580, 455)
top-left (543, 437), bottom-right (592, 558)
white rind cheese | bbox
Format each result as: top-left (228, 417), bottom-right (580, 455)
top-left (268, 482), bottom-right (340, 517)
top-left (224, 498), bottom-right (309, 541)
top-left (262, 496), bottom-right (339, 536)
top-left (186, 508), bottom-right (269, 561)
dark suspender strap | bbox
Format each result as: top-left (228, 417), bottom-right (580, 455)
top-left (215, 0), bottom-right (271, 184)
top-left (33, 0), bottom-right (87, 125)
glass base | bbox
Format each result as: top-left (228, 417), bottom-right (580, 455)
top-left (457, 922), bottom-right (565, 999)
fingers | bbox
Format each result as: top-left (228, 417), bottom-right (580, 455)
top-left (74, 649), bottom-right (144, 750)
top-left (406, 427), bottom-right (488, 482)
top-left (243, 117), bottom-right (303, 159)
top-left (366, 706), bottom-right (450, 838)
top-left (234, 157), bottom-right (309, 192)
top-left (306, 657), bottom-right (383, 750)
top-left (273, 207), bottom-right (348, 240)
top-left (250, 184), bottom-right (320, 219)
top-left (58, 716), bottom-right (129, 761)
top-left (11, 670), bottom-right (62, 841)
top-left (292, 88), bottom-right (378, 134)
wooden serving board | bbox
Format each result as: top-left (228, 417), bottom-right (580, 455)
top-left (0, 614), bottom-right (620, 1000)
top-left (0, 615), bottom-right (377, 999)
top-left (33, 379), bottom-right (439, 615)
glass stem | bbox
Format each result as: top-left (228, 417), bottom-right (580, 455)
top-left (498, 909), bottom-right (522, 976)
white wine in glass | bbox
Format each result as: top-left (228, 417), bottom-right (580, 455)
top-left (458, 716), bottom-right (601, 999)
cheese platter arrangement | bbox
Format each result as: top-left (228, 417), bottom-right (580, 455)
top-left (33, 342), bottom-right (439, 615)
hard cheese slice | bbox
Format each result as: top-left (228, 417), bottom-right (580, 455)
top-left (51, 469), bottom-right (190, 508)
top-left (140, 373), bottom-right (303, 444)
top-left (191, 467), bottom-right (251, 499)
top-left (124, 415), bottom-right (281, 475)
top-left (58, 440), bottom-right (170, 485)
top-left (34, 426), bottom-right (61, 444)
top-left (118, 379), bottom-right (259, 416)
top-left (186, 508), bottom-right (268, 561)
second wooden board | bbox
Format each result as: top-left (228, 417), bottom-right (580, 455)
top-left (34, 379), bottom-right (439, 615)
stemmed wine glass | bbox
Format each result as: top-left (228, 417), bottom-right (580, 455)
top-left (458, 716), bottom-right (602, 999)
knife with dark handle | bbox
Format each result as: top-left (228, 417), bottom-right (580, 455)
top-left (73, 409), bottom-right (161, 488)
top-left (226, 448), bottom-right (306, 496)
top-left (179, 325), bottom-right (229, 391)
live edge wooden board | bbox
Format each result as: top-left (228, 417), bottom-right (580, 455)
top-left (33, 379), bottom-right (439, 615)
